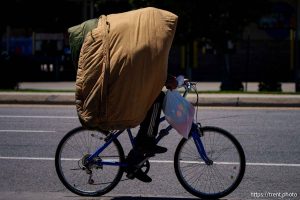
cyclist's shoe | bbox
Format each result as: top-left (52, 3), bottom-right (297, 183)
top-left (142, 144), bottom-right (168, 154)
top-left (125, 150), bottom-right (152, 182)
top-left (126, 168), bottom-right (152, 183)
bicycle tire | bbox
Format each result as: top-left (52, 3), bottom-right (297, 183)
top-left (55, 126), bottom-right (125, 196)
top-left (174, 126), bottom-right (246, 199)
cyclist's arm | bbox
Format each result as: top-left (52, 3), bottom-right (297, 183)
top-left (165, 74), bottom-right (178, 90)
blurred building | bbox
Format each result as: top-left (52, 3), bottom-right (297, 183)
top-left (0, 0), bottom-right (299, 89)
top-left (0, 0), bottom-right (130, 82)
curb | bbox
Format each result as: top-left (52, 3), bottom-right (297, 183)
top-left (0, 92), bottom-right (75, 105)
top-left (1, 92), bottom-right (300, 107)
top-left (188, 94), bottom-right (300, 107)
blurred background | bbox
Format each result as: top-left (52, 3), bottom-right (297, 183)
top-left (1, 0), bottom-right (300, 92)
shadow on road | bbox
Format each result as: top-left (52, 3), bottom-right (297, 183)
top-left (68, 195), bottom-right (222, 200)
top-left (111, 197), bottom-right (200, 200)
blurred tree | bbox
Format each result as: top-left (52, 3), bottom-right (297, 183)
top-left (127, 0), bottom-right (272, 90)
top-left (0, 0), bottom-right (275, 87)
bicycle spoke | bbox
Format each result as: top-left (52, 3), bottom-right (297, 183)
top-left (213, 146), bottom-right (237, 161)
top-left (55, 127), bottom-right (124, 196)
top-left (174, 126), bottom-right (245, 199)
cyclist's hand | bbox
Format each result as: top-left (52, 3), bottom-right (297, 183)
top-left (165, 75), bottom-right (178, 90)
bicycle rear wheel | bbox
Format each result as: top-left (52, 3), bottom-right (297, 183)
top-left (55, 127), bottom-right (125, 196)
top-left (174, 126), bottom-right (246, 199)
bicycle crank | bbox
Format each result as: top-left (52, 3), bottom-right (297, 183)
top-left (140, 160), bottom-right (150, 174)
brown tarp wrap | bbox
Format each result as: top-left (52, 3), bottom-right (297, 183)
top-left (76, 7), bottom-right (178, 130)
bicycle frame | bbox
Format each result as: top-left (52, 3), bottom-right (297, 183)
top-left (56, 75), bottom-right (245, 199)
top-left (86, 82), bottom-right (211, 167)
top-left (86, 121), bottom-right (211, 167)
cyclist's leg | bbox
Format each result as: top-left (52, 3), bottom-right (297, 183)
top-left (134, 91), bottom-right (166, 153)
top-left (125, 92), bottom-right (165, 182)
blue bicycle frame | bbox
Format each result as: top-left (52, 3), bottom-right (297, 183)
top-left (86, 82), bottom-right (211, 166)
top-left (86, 118), bottom-right (211, 167)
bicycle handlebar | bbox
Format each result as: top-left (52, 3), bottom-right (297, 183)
top-left (175, 75), bottom-right (197, 93)
top-left (175, 75), bottom-right (199, 122)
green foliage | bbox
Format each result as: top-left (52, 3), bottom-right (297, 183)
top-left (127, 0), bottom-right (271, 49)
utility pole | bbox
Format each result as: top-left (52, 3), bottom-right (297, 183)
top-left (82, 0), bottom-right (94, 20)
top-left (186, 43), bottom-right (192, 80)
top-left (90, 0), bottom-right (94, 18)
top-left (6, 26), bottom-right (10, 53)
top-left (296, 0), bottom-right (300, 92)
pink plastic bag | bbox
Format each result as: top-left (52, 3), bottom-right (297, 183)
top-left (163, 90), bottom-right (195, 138)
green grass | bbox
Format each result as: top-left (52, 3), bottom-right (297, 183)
top-left (195, 90), bottom-right (300, 95)
top-left (1, 88), bottom-right (299, 95)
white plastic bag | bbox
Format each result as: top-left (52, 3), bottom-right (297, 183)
top-left (163, 90), bottom-right (195, 138)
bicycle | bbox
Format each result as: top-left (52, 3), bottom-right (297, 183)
top-left (55, 79), bottom-right (246, 199)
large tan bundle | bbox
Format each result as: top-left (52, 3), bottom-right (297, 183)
top-left (76, 7), bottom-right (178, 130)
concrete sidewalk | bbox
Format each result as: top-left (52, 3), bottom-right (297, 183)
top-left (17, 81), bottom-right (297, 92)
top-left (0, 82), bottom-right (299, 107)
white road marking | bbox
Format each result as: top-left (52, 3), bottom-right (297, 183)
top-left (150, 160), bottom-right (300, 167)
top-left (0, 157), bottom-right (54, 161)
top-left (0, 130), bottom-right (56, 133)
top-left (0, 115), bottom-right (76, 119)
top-left (0, 157), bottom-right (299, 167)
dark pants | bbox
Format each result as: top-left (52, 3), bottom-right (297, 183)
top-left (135, 91), bottom-right (165, 148)
top-left (126, 92), bottom-right (165, 166)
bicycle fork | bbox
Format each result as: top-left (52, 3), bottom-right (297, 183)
top-left (191, 123), bottom-right (213, 165)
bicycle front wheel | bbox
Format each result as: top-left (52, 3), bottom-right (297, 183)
top-left (55, 127), bottom-right (125, 196)
top-left (174, 126), bottom-right (246, 199)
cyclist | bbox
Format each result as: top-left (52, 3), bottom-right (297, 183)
top-left (125, 74), bottom-right (178, 182)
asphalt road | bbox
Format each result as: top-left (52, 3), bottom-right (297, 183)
top-left (0, 105), bottom-right (299, 200)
